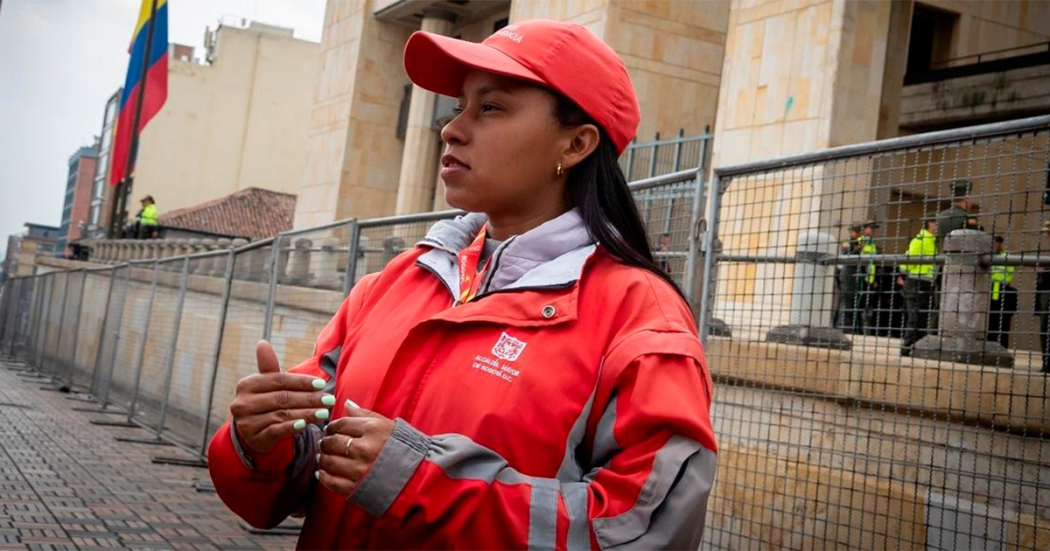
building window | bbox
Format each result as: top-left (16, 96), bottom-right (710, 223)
top-left (907, 4), bottom-right (958, 74)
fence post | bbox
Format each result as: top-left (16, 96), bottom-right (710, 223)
top-left (99, 267), bottom-right (132, 407)
top-left (196, 249), bottom-right (236, 458)
top-left (48, 272), bottom-right (73, 382)
top-left (684, 170), bottom-right (707, 306)
top-left (126, 262), bottom-right (160, 422)
top-left (344, 220), bottom-right (360, 296)
top-left (625, 141), bottom-right (636, 180)
top-left (154, 256), bottom-right (191, 439)
top-left (673, 128), bottom-right (685, 172)
top-left (698, 175), bottom-right (724, 346)
top-left (0, 279), bottom-right (18, 357)
top-left (89, 268), bottom-right (118, 400)
top-left (60, 271), bottom-right (89, 389)
top-left (33, 274), bottom-right (54, 372)
top-left (648, 131), bottom-right (660, 178)
top-left (23, 276), bottom-right (45, 365)
top-left (262, 235), bottom-right (283, 341)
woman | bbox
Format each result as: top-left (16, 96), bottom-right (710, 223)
top-left (209, 19), bottom-right (717, 549)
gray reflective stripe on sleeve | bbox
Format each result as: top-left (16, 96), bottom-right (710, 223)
top-left (431, 433), bottom-right (593, 548)
top-left (592, 437), bottom-right (717, 549)
top-left (588, 396), bottom-right (620, 476)
top-left (528, 478), bottom-right (560, 550)
top-left (556, 377), bottom-right (600, 482)
top-left (230, 420), bottom-right (256, 471)
top-left (564, 483), bottom-right (591, 550)
top-left (349, 418), bottom-right (429, 517)
top-left (319, 345), bottom-right (341, 394)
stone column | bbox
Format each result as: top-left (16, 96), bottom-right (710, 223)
top-left (209, 239), bottom-right (230, 277)
top-left (393, 10), bottom-right (456, 216)
top-left (766, 231), bottom-right (851, 349)
top-left (288, 238), bottom-right (313, 285)
top-left (198, 239), bottom-right (217, 275)
top-left (313, 236), bottom-right (344, 290)
top-left (914, 230), bottom-right (1013, 367)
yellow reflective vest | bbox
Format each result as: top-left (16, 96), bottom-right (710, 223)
top-left (991, 252), bottom-right (1015, 301)
top-left (140, 204), bottom-right (158, 226)
top-left (901, 228), bottom-right (936, 280)
top-left (859, 236), bottom-right (877, 285)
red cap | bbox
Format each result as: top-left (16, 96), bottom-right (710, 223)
top-left (404, 20), bottom-right (641, 154)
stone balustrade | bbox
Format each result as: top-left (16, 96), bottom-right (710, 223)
top-left (81, 236), bottom-right (352, 289)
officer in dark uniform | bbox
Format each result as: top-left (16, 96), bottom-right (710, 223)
top-left (1037, 221), bottom-right (1050, 373)
top-left (836, 222), bottom-right (863, 333)
top-left (935, 180), bottom-right (973, 247)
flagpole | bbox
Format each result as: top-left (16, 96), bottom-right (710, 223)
top-left (108, 0), bottom-right (159, 239)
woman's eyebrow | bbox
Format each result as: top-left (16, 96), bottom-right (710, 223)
top-left (459, 83), bottom-right (514, 101)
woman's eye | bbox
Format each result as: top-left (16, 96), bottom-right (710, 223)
top-left (480, 103), bottom-right (500, 113)
top-left (452, 106), bottom-right (464, 115)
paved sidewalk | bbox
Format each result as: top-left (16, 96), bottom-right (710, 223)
top-left (0, 359), bottom-right (298, 550)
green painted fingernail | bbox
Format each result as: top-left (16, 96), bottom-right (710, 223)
top-left (315, 409), bottom-right (330, 420)
top-left (346, 398), bottom-right (360, 410)
top-left (314, 470), bottom-right (320, 480)
top-left (315, 452), bottom-right (320, 463)
top-left (312, 378), bottom-right (326, 390)
top-left (321, 394), bottom-right (336, 406)
top-left (293, 419), bottom-right (306, 430)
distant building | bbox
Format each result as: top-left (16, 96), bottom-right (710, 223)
top-left (2, 224), bottom-right (60, 280)
top-left (94, 22), bottom-right (320, 235)
top-left (85, 90), bottom-right (121, 238)
top-left (57, 144), bottom-right (99, 256)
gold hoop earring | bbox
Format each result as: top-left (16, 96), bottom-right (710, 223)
top-left (556, 162), bottom-right (564, 177)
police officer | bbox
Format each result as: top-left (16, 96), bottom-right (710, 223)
top-left (836, 222), bottom-right (863, 332)
top-left (987, 235), bottom-right (1016, 349)
top-left (899, 219), bottom-right (937, 356)
top-left (859, 220), bottom-right (880, 334)
top-left (1037, 221), bottom-right (1050, 373)
top-left (935, 180), bottom-right (973, 246)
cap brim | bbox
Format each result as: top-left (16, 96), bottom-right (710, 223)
top-left (404, 31), bottom-right (546, 97)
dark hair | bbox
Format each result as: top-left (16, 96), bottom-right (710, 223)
top-left (552, 94), bottom-right (686, 299)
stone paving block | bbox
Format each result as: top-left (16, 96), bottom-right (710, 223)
top-left (0, 361), bottom-right (298, 549)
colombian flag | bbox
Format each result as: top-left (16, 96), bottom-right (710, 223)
top-left (109, 0), bottom-right (168, 185)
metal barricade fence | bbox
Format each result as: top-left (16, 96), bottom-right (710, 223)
top-left (699, 115), bottom-right (1050, 549)
top-left (4, 115), bottom-right (1048, 548)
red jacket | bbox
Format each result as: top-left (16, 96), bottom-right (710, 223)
top-left (209, 211), bottom-right (717, 549)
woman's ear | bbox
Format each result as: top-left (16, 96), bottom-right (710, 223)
top-left (561, 124), bottom-right (600, 170)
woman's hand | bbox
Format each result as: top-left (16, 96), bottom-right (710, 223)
top-left (230, 340), bottom-right (334, 454)
top-left (316, 400), bottom-right (396, 496)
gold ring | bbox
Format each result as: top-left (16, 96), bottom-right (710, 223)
top-left (344, 436), bottom-right (355, 456)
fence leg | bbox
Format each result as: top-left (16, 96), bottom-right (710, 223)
top-left (699, 175), bottom-right (724, 346)
top-left (126, 263), bottom-right (160, 423)
top-left (62, 272), bottom-right (89, 391)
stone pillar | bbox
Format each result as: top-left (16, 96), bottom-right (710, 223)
top-left (382, 236), bottom-right (406, 269)
top-left (114, 240), bottom-right (130, 263)
top-left (914, 230), bottom-right (1013, 367)
top-left (767, 231), bottom-right (851, 349)
top-left (288, 238), bottom-right (313, 285)
top-left (209, 239), bottom-right (230, 277)
top-left (313, 236), bottom-right (344, 290)
top-left (394, 10), bottom-right (456, 216)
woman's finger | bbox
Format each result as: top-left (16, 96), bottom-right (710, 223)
top-left (316, 468), bottom-right (356, 496)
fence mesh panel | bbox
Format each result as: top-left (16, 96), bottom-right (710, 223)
top-left (162, 253), bottom-right (227, 449)
top-left (71, 269), bottom-right (112, 391)
top-left (702, 121), bottom-right (1050, 549)
top-left (53, 270), bottom-right (86, 387)
top-left (128, 258), bottom-right (186, 431)
top-left (204, 241), bottom-right (276, 453)
top-left (40, 271), bottom-right (68, 378)
top-left (93, 266), bottom-right (130, 406)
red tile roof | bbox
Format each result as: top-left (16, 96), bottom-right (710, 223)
top-left (158, 187), bottom-right (296, 240)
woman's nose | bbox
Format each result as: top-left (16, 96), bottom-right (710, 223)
top-left (440, 113), bottom-right (467, 145)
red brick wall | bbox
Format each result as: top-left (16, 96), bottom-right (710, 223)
top-left (67, 156), bottom-right (98, 244)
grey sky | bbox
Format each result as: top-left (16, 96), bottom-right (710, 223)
top-left (0, 0), bottom-right (325, 260)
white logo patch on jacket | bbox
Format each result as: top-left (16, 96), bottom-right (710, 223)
top-left (492, 332), bottom-right (527, 361)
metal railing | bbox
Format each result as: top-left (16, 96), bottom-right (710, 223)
top-left (700, 114), bottom-right (1050, 549)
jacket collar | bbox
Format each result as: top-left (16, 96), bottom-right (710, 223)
top-left (416, 209), bottom-right (597, 301)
